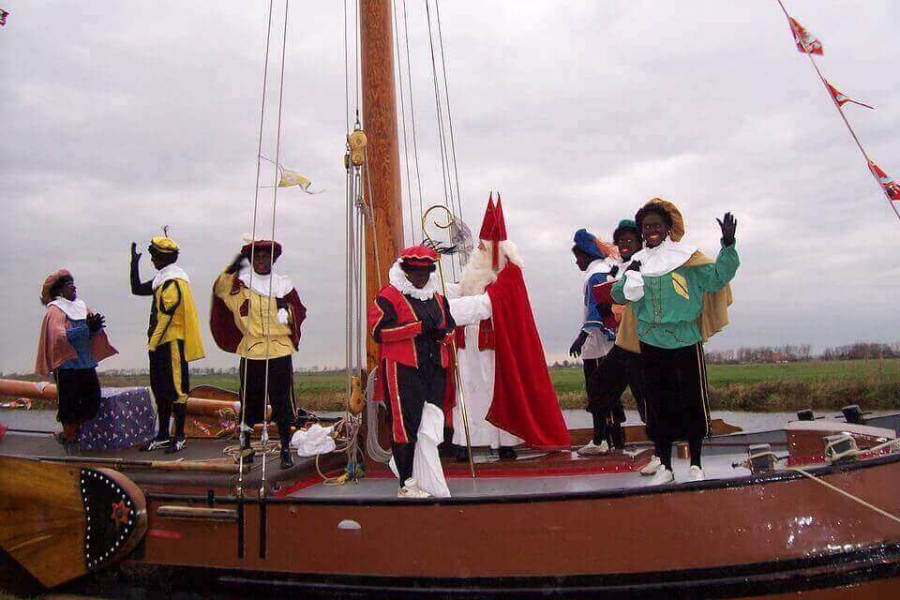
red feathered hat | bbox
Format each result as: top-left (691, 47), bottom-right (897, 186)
top-left (478, 192), bottom-right (508, 269)
top-left (241, 239), bottom-right (283, 262)
top-left (400, 245), bottom-right (440, 271)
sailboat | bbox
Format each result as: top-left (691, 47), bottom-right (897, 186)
top-left (3, 2), bottom-right (900, 597)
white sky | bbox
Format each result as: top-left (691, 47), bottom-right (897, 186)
top-left (1, 1), bottom-right (899, 374)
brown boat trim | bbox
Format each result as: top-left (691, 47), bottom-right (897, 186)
top-left (115, 542), bottom-right (900, 598)
top-left (143, 450), bottom-right (900, 507)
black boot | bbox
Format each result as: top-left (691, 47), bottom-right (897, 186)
top-left (454, 444), bottom-right (470, 463)
top-left (165, 403), bottom-right (187, 454)
top-left (610, 422), bottom-right (626, 450)
top-left (279, 427), bottom-right (293, 469)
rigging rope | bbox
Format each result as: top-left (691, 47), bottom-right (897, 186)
top-left (789, 465), bottom-right (900, 526)
top-left (433, 0), bottom-right (464, 223)
top-left (401, 0), bottom-right (426, 238)
top-left (236, 0), bottom-right (277, 499)
top-left (257, 0), bottom-right (292, 499)
top-left (424, 0), bottom-right (460, 279)
top-left (392, 0), bottom-right (417, 244)
top-left (775, 0), bottom-right (900, 224)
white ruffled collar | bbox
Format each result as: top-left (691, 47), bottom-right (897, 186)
top-left (48, 298), bottom-right (88, 321)
top-left (632, 238), bottom-right (697, 277)
top-left (238, 261), bottom-right (294, 298)
top-left (389, 260), bottom-right (441, 301)
top-left (584, 257), bottom-right (619, 282)
top-left (152, 263), bottom-right (190, 291)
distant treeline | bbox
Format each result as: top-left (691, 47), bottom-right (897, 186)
top-left (547, 342), bottom-right (900, 369)
top-left (4, 343), bottom-right (900, 379)
top-left (706, 342), bottom-right (900, 365)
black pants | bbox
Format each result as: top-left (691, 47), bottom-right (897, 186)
top-left (587, 345), bottom-right (649, 440)
top-left (585, 351), bottom-right (631, 446)
top-left (640, 342), bottom-right (710, 440)
top-left (55, 368), bottom-right (101, 425)
top-left (149, 340), bottom-right (189, 408)
top-left (239, 355), bottom-right (296, 431)
top-left (382, 359), bottom-right (447, 484)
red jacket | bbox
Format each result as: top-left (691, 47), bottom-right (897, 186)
top-left (368, 285), bottom-right (454, 369)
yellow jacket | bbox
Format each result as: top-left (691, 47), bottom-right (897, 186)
top-left (212, 272), bottom-right (297, 360)
top-left (148, 278), bottom-right (205, 362)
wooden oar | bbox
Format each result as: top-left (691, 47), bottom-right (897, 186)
top-left (35, 455), bottom-right (239, 473)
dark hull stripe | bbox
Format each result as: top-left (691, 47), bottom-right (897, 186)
top-left (110, 542), bottom-right (900, 599)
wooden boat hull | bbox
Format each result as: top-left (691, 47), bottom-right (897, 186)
top-left (116, 454), bottom-right (900, 597)
top-left (0, 457), bottom-right (147, 589)
top-left (3, 416), bottom-right (899, 597)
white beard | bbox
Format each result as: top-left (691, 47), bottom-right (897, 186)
top-left (458, 240), bottom-right (523, 295)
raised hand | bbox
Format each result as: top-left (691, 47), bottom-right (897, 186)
top-left (225, 253), bottom-right (245, 274)
top-left (87, 313), bottom-right (106, 332)
top-left (717, 213), bottom-right (737, 246)
top-left (130, 242), bottom-right (142, 263)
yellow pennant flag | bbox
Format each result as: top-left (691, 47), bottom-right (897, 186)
top-left (278, 169), bottom-right (323, 194)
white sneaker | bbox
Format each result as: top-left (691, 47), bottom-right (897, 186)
top-left (639, 455), bottom-right (662, 476)
top-left (397, 478), bottom-right (432, 499)
top-left (689, 465), bottom-right (705, 482)
top-left (650, 466), bottom-right (674, 485)
top-left (577, 440), bottom-right (609, 456)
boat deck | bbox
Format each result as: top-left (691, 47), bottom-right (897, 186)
top-left (2, 412), bottom-right (898, 502)
top-left (287, 450), bottom-right (752, 501)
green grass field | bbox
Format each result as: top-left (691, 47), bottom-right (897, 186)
top-left (549, 358), bottom-right (900, 412)
top-left (5, 359), bottom-right (899, 413)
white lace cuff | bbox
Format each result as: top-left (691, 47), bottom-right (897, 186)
top-left (623, 271), bottom-right (645, 302)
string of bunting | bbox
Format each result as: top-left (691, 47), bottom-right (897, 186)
top-left (777, 1), bottom-right (900, 223)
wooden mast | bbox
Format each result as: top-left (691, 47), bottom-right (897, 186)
top-left (360, 0), bottom-right (404, 370)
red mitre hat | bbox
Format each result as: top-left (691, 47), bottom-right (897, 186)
top-left (478, 193), bottom-right (508, 268)
top-left (400, 245), bottom-right (440, 270)
top-left (241, 239), bottom-right (283, 261)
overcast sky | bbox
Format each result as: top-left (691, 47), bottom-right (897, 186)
top-left (2, 1), bottom-right (899, 374)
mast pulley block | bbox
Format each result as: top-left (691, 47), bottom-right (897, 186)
top-left (348, 129), bottom-right (368, 166)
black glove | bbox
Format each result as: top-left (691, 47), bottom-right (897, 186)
top-left (569, 331), bottom-right (587, 358)
top-left (130, 242), bottom-right (141, 263)
top-left (276, 298), bottom-right (286, 309)
top-left (87, 313), bottom-right (105, 332)
top-left (625, 260), bottom-right (641, 273)
top-left (718, 212), bottom-right (737, 247)
top-left (598, 303), bottom-right (613, 319)
top-left (609, 265), bottom-right (620, 278)
top-left (225, 253), bottom-right (245, 274)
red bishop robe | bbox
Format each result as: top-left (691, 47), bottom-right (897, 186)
top-left (449, 264), bottom-right (571, 450)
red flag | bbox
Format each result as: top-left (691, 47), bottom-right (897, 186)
top-left (788, 16), bottom-right (823, 55)
top-left (0, 9), bottom-right (8, 27)
top-left (826, 80), bottom-right (874, 110)
top-left (868, 161), bottom-right (900, 201)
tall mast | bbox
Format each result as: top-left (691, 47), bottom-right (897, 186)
top-left (360, 0), bottom-right (404, 369)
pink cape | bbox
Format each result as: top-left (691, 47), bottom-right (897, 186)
top-left (35, 306), bottom-right (117, 376)
top-left (484, 265), bottom-right (571, 449)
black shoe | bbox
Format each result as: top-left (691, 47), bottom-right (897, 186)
top-left (280, 450), bottom-right (294, 470)
top-left (164, 437), bottom-right (186, 454)
top-left (140, 437), bottom-right (170, 452)
top-left (498, 447), bottom-right (518, 460)
top-left (454, 445), bottom-right (470, 463)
